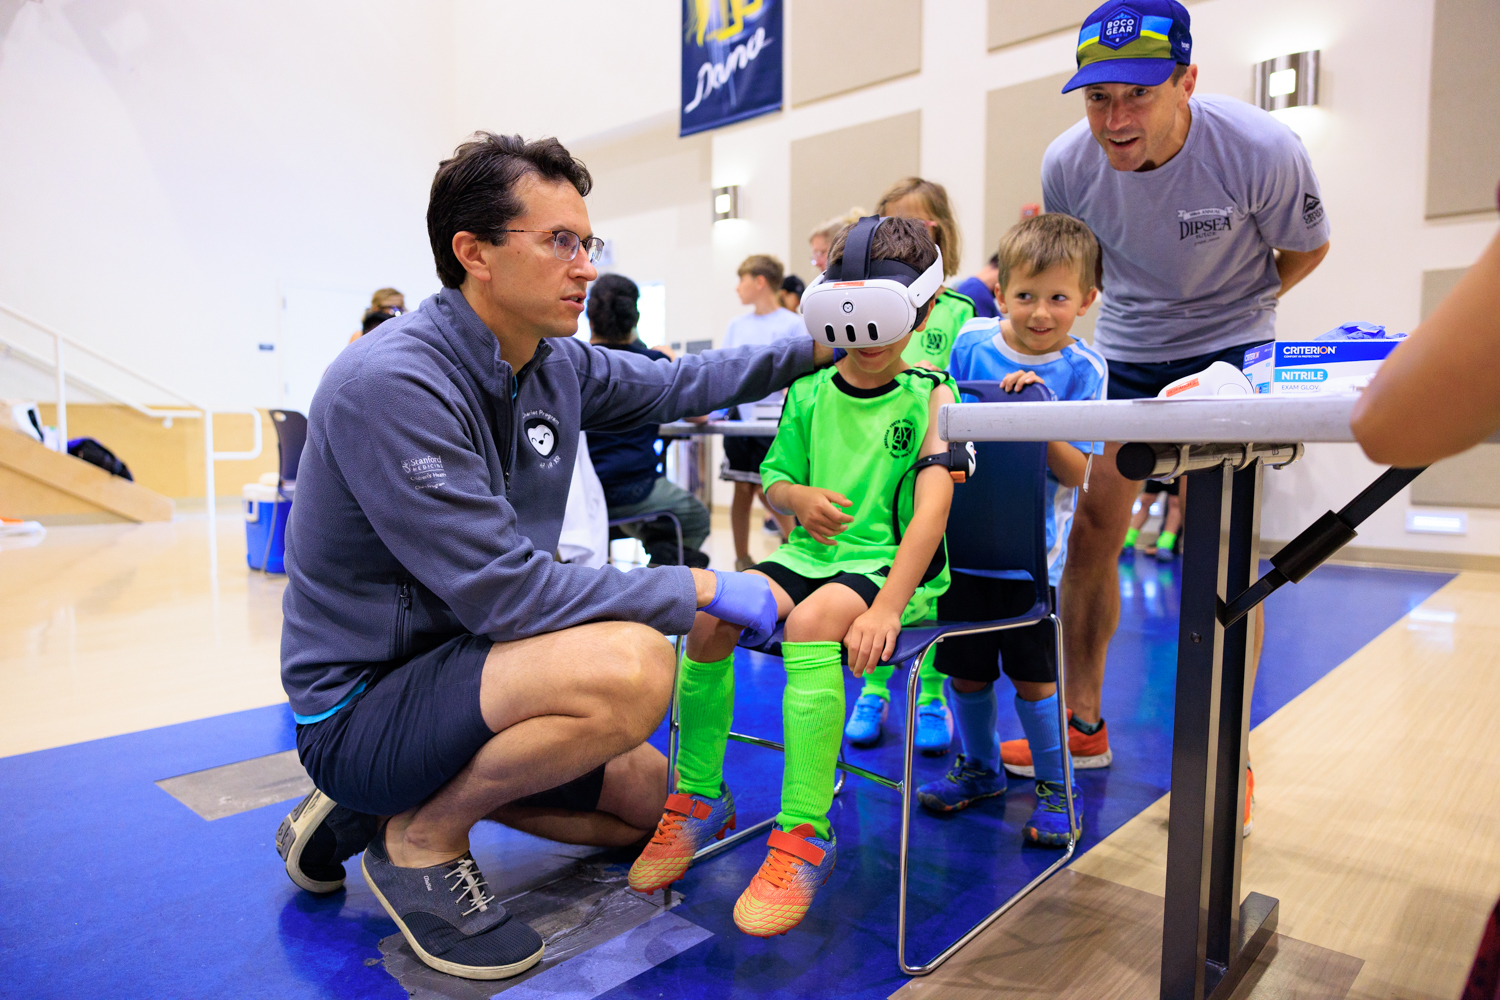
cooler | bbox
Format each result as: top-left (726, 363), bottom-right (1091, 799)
top-left (243, 482), bottom-right (292, 573)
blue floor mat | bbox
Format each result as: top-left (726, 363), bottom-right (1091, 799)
top-left (0, 558), bottom-right (1452, 1000)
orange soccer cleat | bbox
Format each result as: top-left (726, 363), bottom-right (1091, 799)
top-left (732, 824), bottom-right (837, 937)
top-left (627, 786), bottom-right (736, 894)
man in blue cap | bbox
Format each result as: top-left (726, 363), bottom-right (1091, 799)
top-left (999, 1), bottom-right (1331, 831)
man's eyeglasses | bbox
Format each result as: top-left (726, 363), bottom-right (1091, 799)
top-left (500, 229), bottom-right (606, 264)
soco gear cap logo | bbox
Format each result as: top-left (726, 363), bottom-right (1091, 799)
top-left (884, 418), bottom-right (917, 458)
top-left (1098, 6), bottom-right (1142, 48)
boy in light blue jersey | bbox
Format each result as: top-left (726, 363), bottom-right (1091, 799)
top-left (918, 213), bottom-right (1105, 845)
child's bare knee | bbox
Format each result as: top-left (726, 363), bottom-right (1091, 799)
top-left (782, 604), bottom-right (842, 644)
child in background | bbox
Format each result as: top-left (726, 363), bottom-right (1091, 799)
top-left (720, 255), bottom-right (802, 569)
top-left (918, 213), bottom-right (1106, 846)
top-left (630, 219), bottom-right (957, 934)
top-left (1123, 479), bottom-right (1181, 560)
top-left (844, 176), bottom-right (977, 755)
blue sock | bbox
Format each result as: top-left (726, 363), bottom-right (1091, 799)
top-left (1014, 692), bottom-right (1068, 786)
top-left (950, 683), bottom-right (999, 773)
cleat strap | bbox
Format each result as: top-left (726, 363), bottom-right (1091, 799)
top-left (664, 793), bottom-right (711, 820)
top-left (767, 829), bottom-right (826, 866)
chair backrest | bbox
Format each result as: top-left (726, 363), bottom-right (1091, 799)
top-left (947, 380), bottom-right (1054, 609)
top-left (269, 409), bottom-right (309, 486)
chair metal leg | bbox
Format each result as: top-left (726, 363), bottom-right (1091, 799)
top-left (896, 621), bottom-right (1079, 976)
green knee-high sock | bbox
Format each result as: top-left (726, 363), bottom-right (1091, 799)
top-left (860, 663), bottom-right (893, 699)
top-left (777, 641), bottom-right (845, 840)
top-left (675, 653), bottom-right (735, 798)
top-left (917, 646), bottom-right (946, 707)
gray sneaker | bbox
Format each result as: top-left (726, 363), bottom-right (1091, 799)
top-left (362, 830), bottom-right (544, 980)
top-left (276, 789), bottom-right (379, 894)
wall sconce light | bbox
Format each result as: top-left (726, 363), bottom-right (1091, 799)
top-left (713, 185), bottom-right (739, 223)
top-left (1254, 51), bottom-right (1319, 112)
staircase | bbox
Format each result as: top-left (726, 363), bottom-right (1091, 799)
top-left (0, 428), bottom-right (173, 522)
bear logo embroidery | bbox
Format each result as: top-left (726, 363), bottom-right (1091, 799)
top-left (885, 417), bottom-right (917, 458)
top-left (525, 418), bottom-right (556, 457)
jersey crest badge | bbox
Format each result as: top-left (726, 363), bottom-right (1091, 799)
top-left (884, 417), bottom-right (917, 458)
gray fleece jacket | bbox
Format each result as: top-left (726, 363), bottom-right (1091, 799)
top-left (281, 287), bottom-right (816, 720)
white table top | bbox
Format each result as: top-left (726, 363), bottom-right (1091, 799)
top-left (939, 396), bottom-right (1362, 444)
top-left (659, 420), bottom-right (778, 437)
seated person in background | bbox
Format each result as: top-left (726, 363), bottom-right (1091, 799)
top-left (780, 273), bottom-right (805, 313)
top-left (918, 212), bottom-right (1105, 847)
top-left (629, 218), bottom-right (957, 935)
top-left (584, 273), bottom-right (711, 568)
top-left (1123, 478), bottom-right (1181, 560)
top-left (350, 287), bottom-right (406, 343)
top-left (953, 253), bottom-right (1001, 320)
top-left (719, 254), bottom-right (802, 569)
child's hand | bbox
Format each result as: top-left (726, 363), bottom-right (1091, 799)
top-left (789, 485), bottom-right (853, 545)
top-left (844, 605), bottom-right (902, 676)
top-left (911, 361), bottom-right (941, 372)
top-left (1000, 370), bottom-right (1044, 393)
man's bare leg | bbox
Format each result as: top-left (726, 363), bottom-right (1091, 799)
top-left (384, 621), bottom-right (675, 868)
top-left (486, 742), bottom-right (668, 848)
top-left (731, 481), bottom-right (755, 563)
top-left (1059, 442), bottom-right (1138, 725)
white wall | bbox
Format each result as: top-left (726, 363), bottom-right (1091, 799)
top-left (0, 0), bottom-right (460, 413)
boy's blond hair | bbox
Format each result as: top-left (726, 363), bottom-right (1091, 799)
top-left (995, 213), bottom-right (1102, 297)
top-left (876, 177), bottom-right (960, 279)
top-left (738, 254), bottom-right (785, 289)
top-left (809, 207), bottom-right (867, 246)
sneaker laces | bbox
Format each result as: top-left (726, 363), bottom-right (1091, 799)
top-left (851, 695), bottom-right (884, 723)
top-left (444, 857), bottom-right (495, 917)
top-left (757, 843), bottom-right (805, 890)
top-left (1035, 780), bottom-right (1069, 814)
top-left (945, 754), bottom-right (984, 785)
top-left (648, 805), bottom-right (689, 847)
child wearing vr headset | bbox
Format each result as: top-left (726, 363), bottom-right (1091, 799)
top-left (629, 217), bottom-right (960, 936)
top-left (917, 212), bottom-right (1106, 846)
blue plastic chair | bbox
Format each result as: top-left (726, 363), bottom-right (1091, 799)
top-left (664, 380), bottom-right (1076, 976)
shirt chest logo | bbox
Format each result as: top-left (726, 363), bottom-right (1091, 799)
top-left (884, 417), bottom-right (917, 458)
top-left (1177, 205), bottom-right (1235, 243)
top-left (521, 410), bottom-right (563, 469)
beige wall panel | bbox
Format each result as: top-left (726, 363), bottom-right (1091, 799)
top-left (789, 111), bottom-right (921, 266)
top-left (37, 405), bottom-right (278, 499)
top-left (1413, 265), bottom-right (1499, 508)
top-left (1426, 0), bottom-right (1500, 218)
top-left (984, 72), bottom-right (1097, 344)
top-left (789, 0), bottom-right (922, 106)
top-left (576, 123), bottom-right (712, 223)
top-left (987, 0), bottom-right (1098, 50)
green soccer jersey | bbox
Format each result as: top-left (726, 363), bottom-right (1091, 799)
top-left (759, 366), bottom-right (954, 624)
top-left (901, 287), bottom-right (976, 371)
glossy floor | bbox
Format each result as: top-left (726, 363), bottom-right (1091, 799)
top-left (0, 516), bottom-right (1489, 998)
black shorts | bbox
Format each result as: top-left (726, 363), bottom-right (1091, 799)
top-left (296, 633), bottom-right (606, 817)
top-left (1107, 341), bottom-right (1270, 400)
top-left (721, 435), bottom-right (772, 483)
top-left (932, 573), bottom-right (1056, 685)
top-left (752, 561), bottom-right (882, 609)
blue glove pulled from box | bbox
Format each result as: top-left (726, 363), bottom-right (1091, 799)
top-left (702, 569), bottom-right (778, 648)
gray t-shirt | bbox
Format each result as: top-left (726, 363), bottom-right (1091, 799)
top-left (1042, 93), bottom-right (1331, 363)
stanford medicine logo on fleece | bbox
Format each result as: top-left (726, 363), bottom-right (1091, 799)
top-left (680, 0), bottom-right (783, 137)
top-left (523, 414), bottom-right (558, 457)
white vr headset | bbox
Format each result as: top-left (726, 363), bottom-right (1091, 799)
top-left (801, 216), bottom-right (944, 348)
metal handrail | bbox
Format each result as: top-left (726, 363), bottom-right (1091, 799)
top-left (0, 300), bottom-right (262, 524)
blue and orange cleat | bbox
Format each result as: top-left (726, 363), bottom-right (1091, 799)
top-left (732, 824), bottom-right (836, 937)
top-left (628, 786), bottom-right (736, 893)
top-left (1023, 780), bottom-right (1083, 847)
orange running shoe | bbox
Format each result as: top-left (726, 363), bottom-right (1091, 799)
top-left (1001, 711), bottom-right (1113, 777)
top-left (732, 824), bottom-right (837, 937)
top-left (1243, 764), bottom-right (1255, 838)
top-left (627, 786), bottom-right (736, 894)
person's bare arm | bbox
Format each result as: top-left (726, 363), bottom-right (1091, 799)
top-left (1352, 231), bottom-right (1500, 466)
top-left (1275, 240), bottom-right (1330, 297)
top-left (844, 384), bottom-right (956, 675)
top-left (1047, 442), bottom-right (1089, 488)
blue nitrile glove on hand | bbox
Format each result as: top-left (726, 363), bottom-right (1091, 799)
top-left (702, 569), bottom-right (778, 647)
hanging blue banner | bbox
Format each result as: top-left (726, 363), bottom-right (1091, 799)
top-left (680, 0), bottom-right (783, 137)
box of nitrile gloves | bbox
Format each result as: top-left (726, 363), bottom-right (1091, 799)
top-left (1241, 342), bottom-right (1274, 394)
top-left (1271, 322), bottom-right (1407, 396)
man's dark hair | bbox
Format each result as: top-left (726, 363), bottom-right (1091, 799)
top-left (362, 307), bottom-right (398, 334)
top-left (427, 132), bottom-right (593, 289)
top-left (586, 273), bottom-right (640, 344)
top-left (781, 274), bottom-right (806, 297)
top-left (827, 217), bottom-right (940, 329)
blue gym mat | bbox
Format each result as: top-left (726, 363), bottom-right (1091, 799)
top-left (0, 559), bottom-right (1452, 999)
